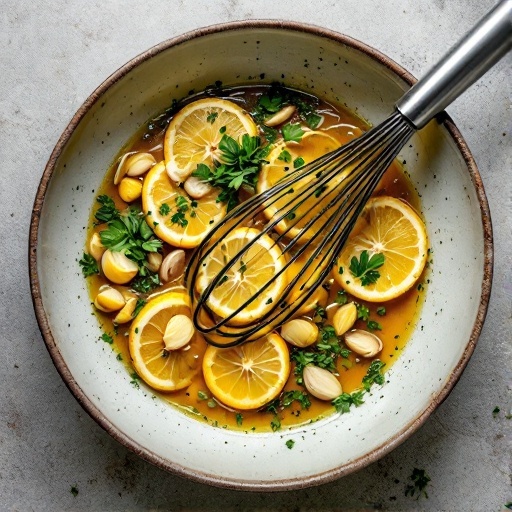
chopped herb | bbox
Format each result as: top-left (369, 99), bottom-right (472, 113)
top-left (132, 298), bottom-right (146, 318)
top-left (116, 353), bottom-right (123, 361)
top-left (95, 194), bottom-right (119, 223)
top-left (192, 133), bottom-right (270, 211)
top-left (79, 252), bottom-right (99, 277)
top-left (278, 149), bottom-right (292, 163)
top-left (282, 123), bottom-right (304, 143)
top-left (70, 485), bottom-right (79, 497)
top-left (236, 413), bottom-right (243, 426)
top-left (367, 320), bottom-right (382, 331)
top-left (332, 391), bottom-right (365, 414)
top-left (492, 406), bottom-right (500, 417)
top-left (314, 185), bottom-right (327, 198)
top-left (101, 332), bottom-right (114, 345)
top-left (282, 390), bottom-right (311, 410)
top-left (159, 203), bottom-right (171, 216)
top-left (349, 250), bottom-right (385, 286)
top-left (376, 306), bottom-right (386, 316)
top-left (404, 468), bottom-right (431, 499)
top-left (293, 156), bottom-right (305, 169)
top-left (334, 290), bottom-right (348, 305)
top-left (198, 391), bottom-right (209, 400)
top-left (265, 298), bottom-right (273, 304)
top-left (362, 360), bottom-right (385, 391)
top-left (356, 303), bottom-right (370, 321)
top-left (207, 400), bottom-right (216, 408)
top-left (130, 272), bottom-right (161, 294)
top-left (270, 415), bottom-right (281, 432)
top-left (285, 439), bottom-right (295, 449)
top-left (130, 372), bottom-right (140, 389)
top-left (206, 111), bottom-right (218, 124)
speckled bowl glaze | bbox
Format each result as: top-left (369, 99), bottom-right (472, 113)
top-left (29, 21), bottom-right (492, 491)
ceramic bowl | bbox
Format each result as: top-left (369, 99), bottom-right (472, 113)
top-left (29, 21), bottom-right (492, 491)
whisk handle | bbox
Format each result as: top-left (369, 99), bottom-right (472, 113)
top-left (396, 0), bottom-right (512, 129)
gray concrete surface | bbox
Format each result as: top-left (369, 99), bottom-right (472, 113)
top-left (1, 0), bottom-right (511, 510)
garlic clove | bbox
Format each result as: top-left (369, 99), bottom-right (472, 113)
top-left (118, 177), bottom-right (142, 203)
top-left (113, 152), bottom-right (137, 185)
top-left (183, 176), bottom-right (213, 199)
top-left (88, 232), bottom-right (106, 261)
top-left (303, 365), bottom-right (343, 401)
top-left (280, 318), bottom-right (318, 347)
top-left (94, 285), bottom-right (126, 313)
top-left (146, 252), bottom-right (163, 273)
top-left (332, 302), bottom-right (357, 336)
top-left (344, 329), bottom-right (383, 358)
top-left (159, 249), bottom-right (186, 283)
top-left (163, 314), bottom-right (195, 350)
top-left (125, 152), bottom-right (156, 177)
top-left (113, 297), bottom-right (138, 324)
top-left (101, 250), bottom-right (139, 284)
top-left (264, 105), bottom-right (296, 127)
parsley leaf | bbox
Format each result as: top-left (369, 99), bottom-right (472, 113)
top-left (332, 391), bottom-right (365, 414)
top-left (101, 332), bottom-right (114, 345)
top-left (349, 250), bottom-right (385, 286)
top-left (130, 272), bottom-right (161, 294)
top-left (282, 123), bottom-right (304, 143)
top-left (293, 156), bottom-right (305, 169)
top-left (79, 252), bottom-right (99, 277)
top-left (362, 360), bottom-right (386, 391)
top-left (159, 203), bottom-right (170, 216)
top-left (285, 439), bottom-right (295, 449)
top-left (95, 195), bottom-right (119, 223)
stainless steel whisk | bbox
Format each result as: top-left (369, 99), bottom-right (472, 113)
top-left (186, 0), bottom-right (512, 347)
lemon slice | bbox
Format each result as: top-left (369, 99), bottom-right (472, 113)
top-left (202, 333), bottom-right (290, 410)
top-left (164, 97), bottom-right (258, 182)
top-left (142, 161), bottom-right (227, 248)
top-left (196, 227), bottom-right (288, 325)
top-left (334, 196), bottom-right (428, 302)
top-left (257, 130), bottom-right (341, 239)
top-left (129, 290), bottom-right (206, 391)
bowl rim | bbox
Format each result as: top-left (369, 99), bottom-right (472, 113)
top-left (28, 19), bottom-right (493, 491)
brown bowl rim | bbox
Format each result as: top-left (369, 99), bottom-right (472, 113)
top-left (28, 19), bottom-right (493, 492)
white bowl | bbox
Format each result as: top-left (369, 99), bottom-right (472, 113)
top-left (29, 21), bottom-right (492, 491)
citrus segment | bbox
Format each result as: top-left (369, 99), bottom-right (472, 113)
top-left (257, 130), bottom-right (342, 239)
top-left (142, 161), bottom-right (227, 248)
top-left (196, 227), bottom-right (288, 325)
top-left (164, 98), bottom-right (258, 182)
top-left (202, 333), bottom-right (290, 410)
top-left (129, 291), bottom-right (207, 391)
top-left (334, 196), bottom-right (428, 302)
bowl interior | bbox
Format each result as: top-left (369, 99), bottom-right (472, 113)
top-left (32, 22), bottom-right (490, 490)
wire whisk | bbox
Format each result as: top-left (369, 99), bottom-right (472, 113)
top-left (185, 0), bottom-right (512, 347)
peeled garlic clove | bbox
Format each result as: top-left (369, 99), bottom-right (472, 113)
top-left (125, 152), bottom-right (156, 177)
top-left (303, 366), bottom-right (343, 401)
top-left (344, 329), bottom-right (383, 358)
top-left (88, 232), bottom-right (106, 261)
top-left (280, 318), bottom-right (318, 347)
top-left (113, 151), bottom-right (137, 185)
top-left (159, 250), bottom-right (186, 283)
top-left (146, 252), bottom-right (163, 273)
top-left (101, 250), bottom-right (138, 284)
top-left (113, 297), bottom-right (138, 324)
top-left (163, 314), bottom-right (195, 350)
top-left (264, 105), bottom-right (296, 127)
top-left (332, 302), bottom-right (357, 336)
top-left (118, 177), bottom-right (142, 203)
top-left (183, 176), bottom-right (213, 199)
top-left (94, 285), bottom-right (126, 313)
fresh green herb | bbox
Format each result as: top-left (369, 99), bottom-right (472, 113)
top-left (132, 298), bottom-right (146, 318)
top-left (258, 94), bottom-right (284, 114)
top-left (282, 390), bottom-right (311, 410)
top-left (116, 353), bottom-right (123, 361)
top-left (492, 406), bottom-right (500, 417)
top-left (70, 485), bottom-right (79, 497)
top-left (282, 123), bottom-right (304, 143)
top-left (314, 185), bottom-right (327, 198)
top-left (207, 400), bottom-right (216, 408)
top-left (130, 372), bottom-right (140, 389)
top-left (405, 468), bottom-right (431, 499)
top-left (332, 391), bottom-right (365, 414)
top-left (278, 149), bottom-right (292, 163)
top-left (293, 156), bottom-right (305, 169)
top-left (285, 439), bottom-right (295, 449)
top-left (349, 250), bottom-right (385, 286)
top-left (192, 133), bottom-right (270, 211)
top-left (367, 320), bottom-right (382, 331)
top-left (206, 111), bottom-right (218, 124)
top-left (362, 360), bottom-right (386, 391)
top-left (130, 272), bottom-right (161, 294)
top-left (270, 415), bottom-right (281, 432)
top-left (236, 413), bottom-right (243, 426)
top-left (356, 303), bottom-right (370, 321)
top-left (95, 194), bottom-right (119, 223)
top-left (159, 203), bottom-right (171, 216)
top-left (198, 391), bottom-right (209, 400)
top-left (79, 252), bottom-right (99, 277)
top-left (376, 306), bottom-right (386, 316)
top-left (101, 332), bottom-right (114, 345)
top-left (334, 290), bottom-right (348, 305)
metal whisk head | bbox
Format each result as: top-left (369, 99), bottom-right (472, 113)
top-left (185, 110), bottom-right (415, 347)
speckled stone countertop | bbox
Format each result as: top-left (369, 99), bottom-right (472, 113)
top-left (1, 0), bottom-right (510, 510)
